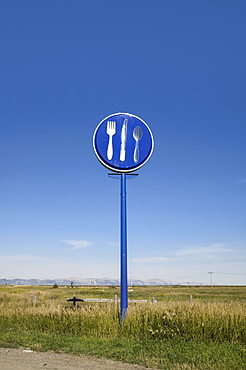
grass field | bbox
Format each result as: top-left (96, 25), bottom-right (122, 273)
top-left (0, 285), bottom-right (245, 369)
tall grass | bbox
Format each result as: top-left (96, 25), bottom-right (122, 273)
top-left (123, 301), bottom-right (246, 344)
top-left (0, 288), bottom-right (245, 345)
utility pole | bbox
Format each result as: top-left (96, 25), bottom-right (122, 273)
top-left (208, 272), bottom-right (213, 287)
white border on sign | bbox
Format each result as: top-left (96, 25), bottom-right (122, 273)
top-left (92, 112), bottom-right (154, 173)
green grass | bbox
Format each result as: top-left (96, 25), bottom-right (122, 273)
top-left (0, 327), bottom-right (245, 369)
top-left (0, 285), bottom-right (246, 369)
top-left (0, 284), bottom-right (245, 302)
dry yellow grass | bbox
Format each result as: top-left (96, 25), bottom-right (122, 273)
top-left (0, 287), bottom-right (245, 344)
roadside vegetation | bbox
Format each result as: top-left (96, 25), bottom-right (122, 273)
top-left (0, 285), bottom-right (245, 369)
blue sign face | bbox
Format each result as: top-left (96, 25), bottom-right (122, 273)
top-left (93, 112), bottom-right (154, 173)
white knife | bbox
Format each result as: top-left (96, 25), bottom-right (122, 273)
top-left (120, 119), bottom-right (128, 161)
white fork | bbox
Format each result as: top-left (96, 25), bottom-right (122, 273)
top-left (106, 121), bottom-right (116, 160)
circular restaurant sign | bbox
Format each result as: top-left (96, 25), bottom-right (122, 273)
top-left (93, 112), bottom-right (154, 173)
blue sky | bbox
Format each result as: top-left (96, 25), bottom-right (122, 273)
top-left (1, 1), bottom-right (245, 285)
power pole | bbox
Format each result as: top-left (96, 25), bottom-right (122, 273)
top-left (208, 272), bottom-right (213, 287)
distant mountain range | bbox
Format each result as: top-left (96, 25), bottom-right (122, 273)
top-left (0, 277), bottom-right (204, 286)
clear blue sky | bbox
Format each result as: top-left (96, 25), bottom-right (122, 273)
top-left (1, 1), bottom-right (245, 285)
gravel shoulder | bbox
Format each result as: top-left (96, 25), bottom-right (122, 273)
top-left (0, 348), bottom-right (156, 370)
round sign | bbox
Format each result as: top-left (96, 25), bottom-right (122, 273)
top-left (93, 112), bottom-right (154, 173)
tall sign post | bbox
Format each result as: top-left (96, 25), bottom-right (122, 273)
top-left (93, 112), bottom-right (154, 320)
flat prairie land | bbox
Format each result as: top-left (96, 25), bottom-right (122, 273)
top-left (0, 285), bottom-right (245, 370)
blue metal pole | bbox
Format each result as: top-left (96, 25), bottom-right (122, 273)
top-left (120, 173), bottom-right (128, 320)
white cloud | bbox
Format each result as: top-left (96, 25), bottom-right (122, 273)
top-left (107, 242), bottom-right (119, 248)
top-left (175, 243), bottom-right (235, 257)
top-left (0, 254), bottom-right (46, 261)
top-left (130, 256), bottom-right (175, 263)
top-left (61, 240), bottom-right (94, 251)
top-left (236, 178), bottom-right (246, 185)
top-left (130, 244), bottom-right (235, 264)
